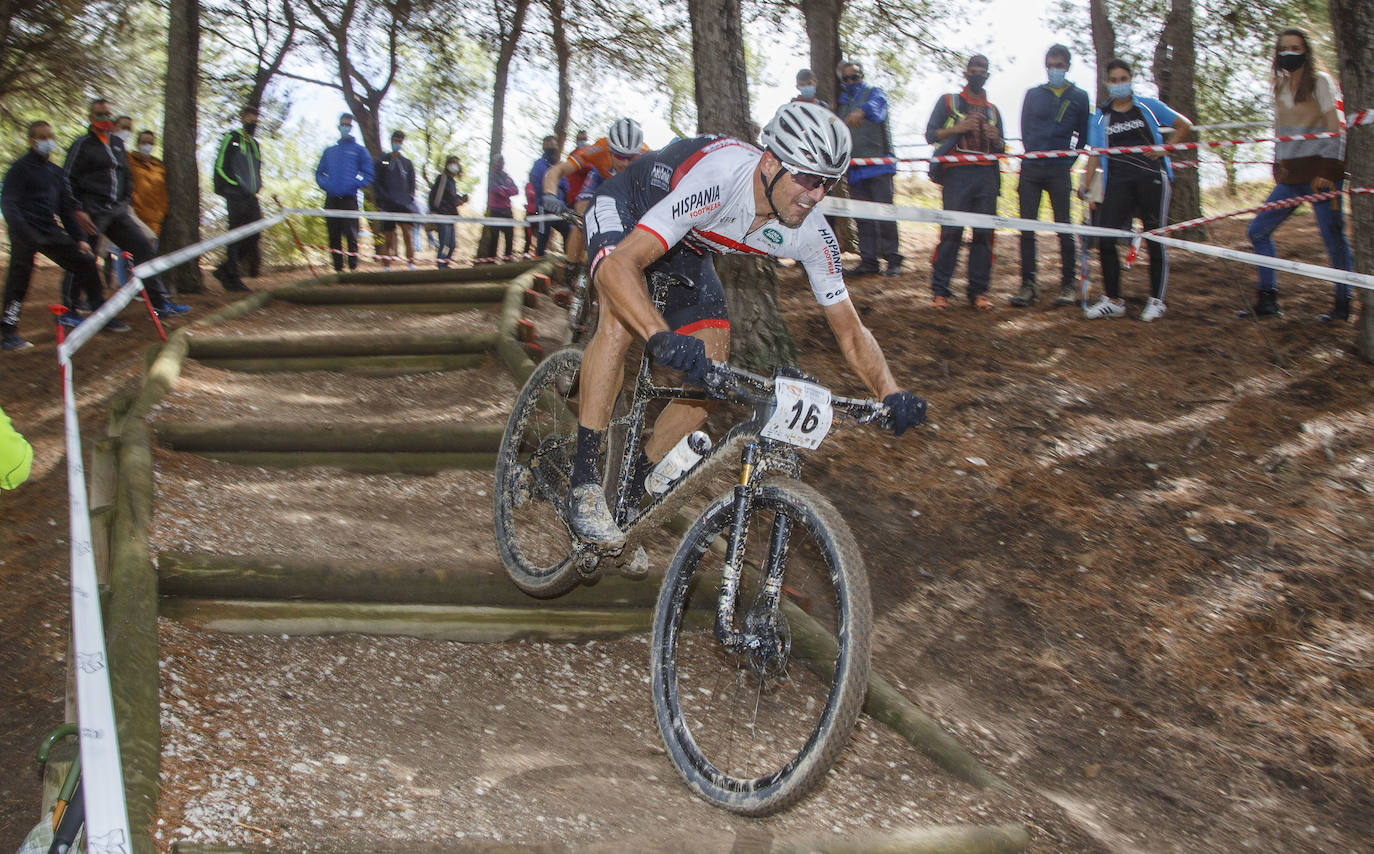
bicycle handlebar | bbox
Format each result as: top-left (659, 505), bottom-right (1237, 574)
top-left (701, 361), bottom-right (892, 430)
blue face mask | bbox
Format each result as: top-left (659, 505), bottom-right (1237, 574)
top-left (1108, 82), bottom-right (1133, 101)
top-left (799, 85), bottom-right (817, 99)
top-left (842, 81), bottom-right (863, 99)
top-left (1047, 68), bottom-right (1067, 87)
top-left (34, 139), bottom-right (56, 157)
top-left (339, 125), bottom-right (352, 138)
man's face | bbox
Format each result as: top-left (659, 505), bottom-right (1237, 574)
top-left (610, 152), bottom-right (631, 172)
top-left (30, 124), bottom-right (54, 149)
top-left (1046, 56), bottom-right (1069, 73)
top-left (115, 116), bottom-right (133, 134)
top-left (138, 132), bottom-right (155, 150)
top-left (768, 154), bottom-right (834, 228)
top-left (841, 65), bottom-right (863, 86)
top-left (966, 61), bottom-right (989, 84)
top-left (1106, 66), bottom-right (1132, 87)
top-left (242, 111), bottom-right (258, 128)
top-left (90, 102), bottom-right (113, 127)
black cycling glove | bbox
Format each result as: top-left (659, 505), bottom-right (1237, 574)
top-left (883, 391), bottom-right (928, 437)
top-left (540, 193), bottom-right (570, 216)
top-left (647, 331), bottom-right (709, 383)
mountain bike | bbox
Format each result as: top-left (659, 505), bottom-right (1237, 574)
top-left (493, 272), bottom-right (894, 815)
top-left (553, 212), bottom-right (595, 347)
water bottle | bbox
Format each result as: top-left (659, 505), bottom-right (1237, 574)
top-left (645, 431), bottom-right (712, 495)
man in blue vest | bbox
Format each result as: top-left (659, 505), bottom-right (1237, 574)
top-left (837, 61), bottom-right (903, 277)
top-left (1012, 45), bottom-right (1090, 307)
top-left (315, 113), bottom-right (375, 272)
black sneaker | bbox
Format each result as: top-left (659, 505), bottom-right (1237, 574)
top-left (2, 330), bottom-right (33, 351)
top-left (566, 483), bottom-right (626, 549)
top-left (844, 264), bottom-right (880, 276)
top-left (1009, 283), bottom-right (1037, 307)
top-left (1252, 291), bottom-right (1281, 317)
top-left (1317, 299), bottom-right (1350, 323)
top-left (883, 263), bottom-right (904, 278)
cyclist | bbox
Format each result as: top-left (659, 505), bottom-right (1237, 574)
top-left (564, 100), bottom-right (927, 548)
top-left (540, 118), bottom-right (650, 270)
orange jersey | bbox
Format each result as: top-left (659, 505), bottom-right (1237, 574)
top-left (567, 138), bottom-right (652, 180)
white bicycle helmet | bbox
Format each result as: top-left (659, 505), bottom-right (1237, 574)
top-left (607, 118), bottom-right (644, 156)
top-left (760, 101), bottom-right (851, 178)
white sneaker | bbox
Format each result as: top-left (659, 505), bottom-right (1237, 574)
top-left (1140, 297), bottom-right (1166, 322)
top-left (1083, 296), bottom-right (1126, 319)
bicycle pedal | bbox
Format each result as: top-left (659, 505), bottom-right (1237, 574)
top-left (614, 546), bottom-right (650, 580)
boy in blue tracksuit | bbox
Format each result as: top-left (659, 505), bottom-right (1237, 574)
top-left (1012, 44), bottom-right (1090, 307)
top-left (315, 113), bottom-right (375, 271)
top-left (1082, 59), bottom-right (1192, 322)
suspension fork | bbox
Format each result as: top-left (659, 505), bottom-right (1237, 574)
top-left (714, 442), bottom-right (791, 652)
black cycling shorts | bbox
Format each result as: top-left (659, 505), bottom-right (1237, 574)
top-left (584, 193), bottom-right (729, 335)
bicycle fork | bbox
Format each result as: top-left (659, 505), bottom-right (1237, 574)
top-left (715, 444), bottom-right (791, 668)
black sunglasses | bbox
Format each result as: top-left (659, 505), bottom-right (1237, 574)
top-left (783, 164), bottom-right (840, 193)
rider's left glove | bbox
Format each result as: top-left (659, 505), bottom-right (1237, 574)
top-left (883, 391), bottom-right (927, 437)
top-left (647, 331), bottom-right (709, 384)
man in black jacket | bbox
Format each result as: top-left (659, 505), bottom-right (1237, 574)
top-left (2, 121), bottom-right (129, 350)
top-left (374, 130), bottom-right (417, 269)
top-left (211, 105), bottom-right (262, 291)
top-left (64, 98), bottom-right (188, 317)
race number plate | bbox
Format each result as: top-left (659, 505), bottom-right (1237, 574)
top-left (762, 378), bottom-right (833, 449)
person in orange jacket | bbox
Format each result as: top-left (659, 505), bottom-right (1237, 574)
top-left (127, 129), bottom-right (168, 237)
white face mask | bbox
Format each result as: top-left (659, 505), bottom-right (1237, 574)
top-left (114, 129), bottom-right (132, 143)
top-left (138, 143), bottom-right (154, 156)
top-left (339, 125), bottom-right (352, 138)
top-left (34, 139), bottom-right (56, 157)
top-left (447, 164), bottom-right (460, 175)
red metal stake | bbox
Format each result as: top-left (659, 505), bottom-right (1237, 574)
top-left (140, 284), bottom-right (167, 341)
top-left (274, 194), bottom-right (319, 278)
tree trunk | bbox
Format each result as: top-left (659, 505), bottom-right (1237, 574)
top-left (161, 0), bottom-right (204, 293)
top-left (688, 0), bottom-right (797, 369)
top-left (1088, 0), bottom-right (1117, 108)
top-left (549, 0), bottom-right (571, 148)
top-left (489, 0), bottom-right (531, 172)
top-left (801, 0), bottom-right (844, 109)
top-left (1153, 0), bottom-right (1204, 235)
top-left (1329, 0), bottom-right (1374, 360)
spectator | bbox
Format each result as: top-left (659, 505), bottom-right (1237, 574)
top-left (2, 120), bottom-right (129, 350)
top-left (837, 61), bottom-right (903, 277)
top-left (1012, 44), bottom-right (1091, 308)
top-left (212, 106), bottom-right (262, 291)
top-left (793, 68), bottom-right (829, 110)
top-left (113, 115), bottom-right (134, 150)
top-left (0, 405), bottom-right (32, 489)
top-left (926, 55), bottom-right (1006, 310)
top-left (374, 130), bottom-right (418, 270)
top-left (476, 156), bottom-right (519, 263)
top-left (427, 155), bottom-right (468, 269)
top-left (574, 129), bottom-right (589, 148)
top-left (64, 98), bottom-right (188, 317)
top-left (128, 130), bottom-right (168, 238)
top-left (1082, 58), bottom-right (1192, 322)
top-left (1247, 27), bottom-right (1353, 322)
top-left (314, 113), bottom-right (375, 272)
top-left (528, 135), bottom-right (570, 257)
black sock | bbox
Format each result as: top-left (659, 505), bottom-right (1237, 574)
top-left (626, 449), bottom-right (655, 505)
top-left (571, 425), bottom-right (605, 488)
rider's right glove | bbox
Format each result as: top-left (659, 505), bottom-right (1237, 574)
top-left (647, 331), bottom-right (709, 384)
top-left (540, 193), bottom-right (571, 216)
top-left (883, 391), bottom-right (928, 437)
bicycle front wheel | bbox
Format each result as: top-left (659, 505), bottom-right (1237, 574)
top-left (492, 348), bottom-right (586, 598)
top-left (650, 477), bottom-right (872, 815)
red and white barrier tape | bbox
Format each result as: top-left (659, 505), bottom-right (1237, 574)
top-left (849, 108), bottom-right (1373, 166)
top-left (1150, 186), bottom-right (1374, 235)
top-left (819, 196), bottom-right (1374, 291)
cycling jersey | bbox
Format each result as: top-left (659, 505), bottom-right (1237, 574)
top-left (567, 137), bottom-right (653, 181)
top-left (587, 135), bottom-right (847, 307)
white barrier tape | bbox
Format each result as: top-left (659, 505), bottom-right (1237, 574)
top-left (131, 213), bottom-right (288, 282)
top-left (282, 207), bottom-right (558, 227)
top-left (58, 276), bottom-right (151, 363)
top-left (61, 361), bottom-right (133, 850)
top-left (819, 196), bottom-right (1374, 291)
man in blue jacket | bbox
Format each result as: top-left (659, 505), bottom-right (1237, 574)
top-left (837, 61), bottom-right (903, 277)
top-left (1012, 45), bottom-right (1091, 307)
top-left (315, 113), bottom-right (375, 272)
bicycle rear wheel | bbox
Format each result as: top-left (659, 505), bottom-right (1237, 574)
top-left (492, 348), bottom-right (586, 598)
top-left (650, 477), bottom-right (872, 815)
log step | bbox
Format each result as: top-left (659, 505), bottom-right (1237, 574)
top-left (186, 330), bottom-right (499, 359)
top-left (156, 550), bottom-right (665, 609)
top-left (192, 353), bottom-right (487, 375)
top-left (273, 283), bottom-right (507, 304)
top-left (159, 598), bottom-right (656, 642)
top-left (182, 450), bottom-right (496, 472)
top-left (333, 258), bottom-right (543, 285)
top-left (153, 420), bottom-right (504, 454)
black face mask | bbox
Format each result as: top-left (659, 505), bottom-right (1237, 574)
top-left (543, 147), bottom-right (558, 160)
top-left (1276, 52), bottom-right (1306, 73)
top-left (967, 73), bottom-right (988, 91)
top-left (244, 122), bottom-right (258, 135)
